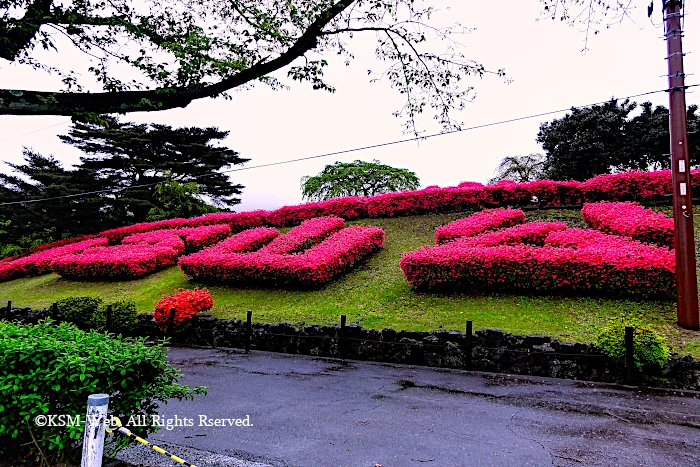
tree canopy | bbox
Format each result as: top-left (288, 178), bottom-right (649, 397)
top-left (536, 99), bottom-right (700, 181)
top-left (0, 120), bottom-right (243, 245)
top-left (301, 159), bottom-right (420, 200)
top-left (488, 154), bottom-right (546, 184)
top-left (0, 0), bottom-right (506, 133)
top-left (59, 118), bottom-right (247, 223)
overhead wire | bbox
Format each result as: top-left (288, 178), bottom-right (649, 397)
top-left (0, 119), bottom-right (72, 144)
top-left (1, 84), bottom-right (698, 207)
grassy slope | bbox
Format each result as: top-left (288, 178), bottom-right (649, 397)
top-left (1, 209), bottom-right (699, 356)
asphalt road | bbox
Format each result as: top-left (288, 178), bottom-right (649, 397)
top-left (132, 347), bottom-right (700, 467)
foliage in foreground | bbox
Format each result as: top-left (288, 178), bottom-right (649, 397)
top-left (0, 321), bottom-right (205, 464)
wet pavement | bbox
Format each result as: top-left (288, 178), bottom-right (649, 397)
top-left (129, 347), bottom-right (700, 467)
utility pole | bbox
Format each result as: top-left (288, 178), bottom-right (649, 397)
top-left (664, 0), bottom-right (699, 329)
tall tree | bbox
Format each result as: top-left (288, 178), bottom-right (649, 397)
top-left (0, 0), bottom-right (506, 134)
top-left (536, 99), bottom-right (639, 181)
top-left (59, 118), bottom-right (246, 224)
top-left (488, 154), bottom-right (546, 184)
top-left (625, 102), bottom-right (700, 170)
top-left (0, 148), bottom-right (105, 242)
top-left (147, 176), bottom-right (219, 222)
top-left (301, 160), bottom-right (420, 200)
top-left (536, 100), bottom-right (700, 180)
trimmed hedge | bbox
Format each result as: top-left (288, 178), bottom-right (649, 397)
top-left (582, 201), bottom-right (674, 247)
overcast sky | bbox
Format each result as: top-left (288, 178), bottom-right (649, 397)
top-left (0, 1), bottom-right (696, 212)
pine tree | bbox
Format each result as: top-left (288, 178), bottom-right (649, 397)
top-left (59, 118), bottom-right (248, 225)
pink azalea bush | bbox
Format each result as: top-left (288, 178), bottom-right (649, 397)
top-left (0, 238), bottom-right (108, 281)
top-left (179, 221), bottom-right (385, 286)
top-left (50, 225), bottom-right (231, 280)
top-left (2, 170), bottom-right (694, 283)
top-left (258, 217), bottom-right (344, 255)
top-left (581, 201), bottom-right (674, 246)
top-left (435, 208), bottom-right (526, 244)
top-left (400, 213), bottom-right (675, 298)
top-left (457, 221), bottom-right (568, 247)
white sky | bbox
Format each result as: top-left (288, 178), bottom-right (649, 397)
top-left (0, 1), bottom-right (695, 212)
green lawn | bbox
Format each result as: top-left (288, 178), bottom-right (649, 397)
top-left (1, 209), bottom-right (699, 357)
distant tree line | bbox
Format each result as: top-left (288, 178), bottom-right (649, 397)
top-left (0, 119), bottom-right (247, 257)
top-left (490, 99), bottom-right (700, 183)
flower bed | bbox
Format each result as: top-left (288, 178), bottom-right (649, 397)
top-left (401, 213), bottom-right (675, 298)
top-left (0, 238), bottom-right (109, 281)
top-left (179, 221), bottom-right (385, 287)
top-left (258, 217), bottom-right (344, 255)
top-left (50, 225), bottom-right (231, 280)
top-left (2, 170), bottom-right (694, 284)
top-left (457, 221), bottom-right (568, 247)
top-left (435, 208), bottom-right (526, 244)
top-left (581, 201), bottom-right (674, 246)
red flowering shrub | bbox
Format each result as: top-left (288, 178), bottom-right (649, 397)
top-left (180, 220), bottom-right (385, 287)
top-left (435, 208), bottom-right (526, 244)
top-left (401, 220), bottom-right (675, 297)
top-left (51, 225), bottom-right (230, 280)
top-left (153, 288), bottom-right (214, 331)
top-left (581, 201), bottom-right (674, 246)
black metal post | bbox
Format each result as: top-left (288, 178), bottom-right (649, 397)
top-left (3, 300), bottom-right (10, 319)
top-left (465, 320), bottom-right (473, 370)
top-left (625, 326), bottom-right (635, 384)
top-left (339, 314), bottom-right (347, 359)
top-left (245, 310), bottom-right (252, 353)
top-left (105, 304), bottom-right (113, 332)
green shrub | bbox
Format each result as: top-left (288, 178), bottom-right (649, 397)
top-left (93, 300), bottom-right (139, 334)
top-left (52, 296), bottom-right (104, 330)
top-left (596, 318), bottom-right (670, 371)
top-left (0, 321), bottom-right (205, 464)
top-left (53, 297), bottom-right (139, 334)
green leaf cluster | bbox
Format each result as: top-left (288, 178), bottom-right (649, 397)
top-left (301, 159), bottom-right (421, 201)
top-left (52, 296), bottom-right (139, 335)
top-left (596, 318), bottom-right (670, 371)
top-left (0, 321), bottom-right (205, 463)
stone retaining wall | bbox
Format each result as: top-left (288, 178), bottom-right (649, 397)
top-left (4, 306), bottom-right (700, 390)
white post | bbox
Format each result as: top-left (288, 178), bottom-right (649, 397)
top-left (80, 394), bottom-right (109, 467)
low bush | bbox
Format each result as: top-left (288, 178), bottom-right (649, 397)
top-left (153, 288), bottom-right (214, 331)
top-left (435, 208), bottom-right (526, 244)
top-left (0, 321), bottom-right (205, 464)
top-left (94, 300), bottom-right (139, 334)
top-left (51, 225), bottom-right (230, 280)
top-left (596, 318), bottom-right (670, 371)
top-left (52, 296), bottom-right (104, 330)
top-left (258, 217), bottom-right (345, 255)
top-left (401, 223), bottom-right (675, 297)
top-left (582, 201), bottom-right (674, 246)
top-left (181, 224), bottom-right (385, 287)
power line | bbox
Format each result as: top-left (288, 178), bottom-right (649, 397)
top-left (0, 84), bottom-right (696, 207)
top-left (0, 119), bottom-right (71, 144)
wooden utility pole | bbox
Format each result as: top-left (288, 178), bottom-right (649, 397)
top-left (664, 0), bottom-right (699, 329)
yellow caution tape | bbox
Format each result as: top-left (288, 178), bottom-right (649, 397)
top-left (106, 416), bottom-right (198, 467)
